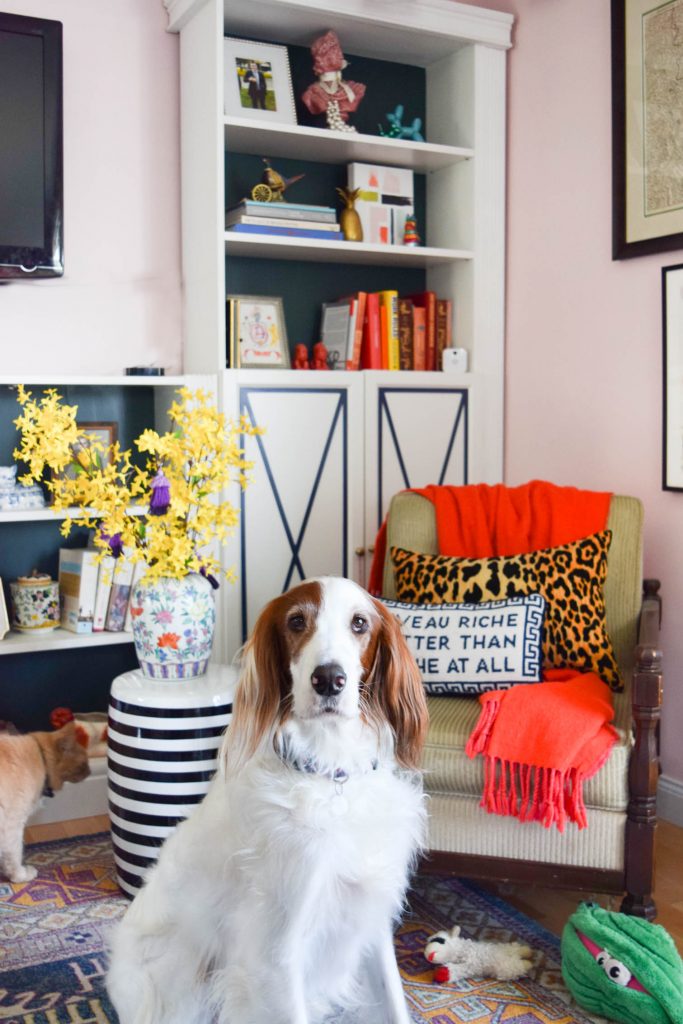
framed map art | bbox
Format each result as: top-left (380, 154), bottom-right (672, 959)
top-left (611, 0), bottom-right (683, 258)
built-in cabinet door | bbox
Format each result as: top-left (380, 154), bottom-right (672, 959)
top-left (220, 370), bottom-right (364, 656)
top-left (361, 371), bottom-right (472, 587)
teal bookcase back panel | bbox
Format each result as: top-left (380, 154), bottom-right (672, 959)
top-left (0, 645), bottom-right (138, 733)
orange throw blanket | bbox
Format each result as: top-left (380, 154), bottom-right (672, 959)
top-left (465, 669), bottom-right (618, 831)
top-left (368, 480), bottom-right (612, 595)
top-left (369, 480), bottom-right (616, 830)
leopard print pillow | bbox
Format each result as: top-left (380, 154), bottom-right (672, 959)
top-left (391, 530), bottom-right (622, 691)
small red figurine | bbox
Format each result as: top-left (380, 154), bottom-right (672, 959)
top-left (293, 344), bottom-right (310, 369)
top-left (311, 341), bottom-right (330, 370)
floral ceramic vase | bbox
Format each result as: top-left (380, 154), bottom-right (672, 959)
top-left (129, 573), bottom-right (216, 679)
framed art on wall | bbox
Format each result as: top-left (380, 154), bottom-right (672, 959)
top-left (612, 0), bottom-right (683, 259)
top-left (224, 37), bottom-right (296, 125)
top-left (227, 295), bottom-right (290, 369)
top-left (662, 263), bottom-right (683, 490)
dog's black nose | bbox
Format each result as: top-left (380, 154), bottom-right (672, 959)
top-left (311, 663), bottom-right (346, 697)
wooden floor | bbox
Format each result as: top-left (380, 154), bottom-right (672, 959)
top-left (26, 815), bottom-right (683, 947)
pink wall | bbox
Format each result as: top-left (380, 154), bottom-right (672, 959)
top-left (0, 0), bottom-right (182, 375)
top-left (459, 0), bottom-right (683, 788)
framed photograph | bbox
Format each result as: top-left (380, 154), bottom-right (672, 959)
top-left (0, 579), bottom-right (9, 640)
top-left (612, 0), bottom-right (683, 259)
top-left (60, 422), bottom-right (117, 482)
top-left (224, 37), bottom-right (296, 126)
top-left (228, 295), bottom-right (290, 369)
top-left (663, 263), bottom-right (683, 489)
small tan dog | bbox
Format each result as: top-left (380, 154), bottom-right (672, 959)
top-left (0, 721), bottom-right (90, 883)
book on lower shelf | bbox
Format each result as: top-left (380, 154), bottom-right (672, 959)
top-left (58, 549), bottom-right (99, 634)
top-left (105, 551), bottom-right (135, 632)
top-left (92, 555), bottom-right (115, 632)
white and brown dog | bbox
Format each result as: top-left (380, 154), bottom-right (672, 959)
top-left (107, 576), bottom-right (428, 1024)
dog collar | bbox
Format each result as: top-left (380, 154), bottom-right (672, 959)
top-left (31, 736), bottom-right (54, 798)
top-left (278, 737), bottom-right (379, 785)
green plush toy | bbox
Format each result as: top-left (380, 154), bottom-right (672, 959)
top-left (561, 902), bottom-right (683, 1024)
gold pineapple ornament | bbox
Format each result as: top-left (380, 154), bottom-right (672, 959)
top-left (336, 187), bottom-right (363, 242)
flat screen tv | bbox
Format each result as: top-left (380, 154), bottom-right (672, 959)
top-left (0, 12), bottom-right (63, 279)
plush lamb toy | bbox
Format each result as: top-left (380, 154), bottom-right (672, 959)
top-left (424, 925), bottom-right (534, 983)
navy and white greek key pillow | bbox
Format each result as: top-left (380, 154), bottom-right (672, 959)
top-left (380, 593), bottom-right (546, 696)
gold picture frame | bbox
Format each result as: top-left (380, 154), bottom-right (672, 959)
top-left (227, 295), bottom-right (290, 369)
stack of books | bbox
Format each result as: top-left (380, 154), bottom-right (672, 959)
top-left (320, 290), bottom-right (454, 371)
top-left (225, 200), bottom-right (342, 241)
top-left (58, 546), bottom-right (146, 636)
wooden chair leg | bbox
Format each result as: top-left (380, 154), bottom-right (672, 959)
top-left (622, 598), bottom-right (662, 920)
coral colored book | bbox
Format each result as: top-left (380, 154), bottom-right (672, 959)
top-left (379, 303), bottom-right (389, 369)
top-left (412, 305), bottom-right (427, 371)
top-left (407, 291), bottom-right (437, 370)
top-left (361, 292), bottom-right (382, 369)
top-left (346, 291), bottom-right (367, 370)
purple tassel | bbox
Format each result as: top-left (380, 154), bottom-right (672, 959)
top-left (100, 531), bottom-right (123, 559)
top-left (149, 468), bottom-right (171, 516)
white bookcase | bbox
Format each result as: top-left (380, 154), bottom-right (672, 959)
top-left (164, 0), bottom-right (512, 658)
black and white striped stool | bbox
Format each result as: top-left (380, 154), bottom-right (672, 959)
top-left (107, 664), bottom-right (237, 897)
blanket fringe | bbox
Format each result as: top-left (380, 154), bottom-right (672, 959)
top-left (478, 757), bottom-right (593, 832)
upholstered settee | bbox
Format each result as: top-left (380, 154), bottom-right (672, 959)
top-left (381, 492), bottom-right (662, 918)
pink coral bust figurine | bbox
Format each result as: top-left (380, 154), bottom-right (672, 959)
top-left (301, 30), bottom-right (366, 133)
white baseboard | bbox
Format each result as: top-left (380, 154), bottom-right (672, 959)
top-left (658, 774), bottom-right (683, 828)
top-left (28, 756), bottom-right (108, 826)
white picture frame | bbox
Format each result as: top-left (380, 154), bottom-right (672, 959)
top-left (224, 37), bottom-right (296, 126)
top-left (0, 579), bottom-right (10, 640)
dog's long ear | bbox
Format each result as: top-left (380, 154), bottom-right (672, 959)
top-left (220, 599), bottom-right (291, 775)
top-left (364, 599), bottom-right (428, 769)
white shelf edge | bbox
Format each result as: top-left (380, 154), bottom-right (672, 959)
top-left (0, 628), bottom-right (134, 656)
top-left (0, 375), bottom-right (201, 388)
top-left (225, 116), bottom-right (473, 172)
top-left (0, 504), bottom-right (147, 524)
top-left (225, 233), bottom-right (472, 266)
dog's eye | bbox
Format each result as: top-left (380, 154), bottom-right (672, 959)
top-left (351, 614), bottom-right (368, 634)
top-left (287, 613), bottom-right (306, 632)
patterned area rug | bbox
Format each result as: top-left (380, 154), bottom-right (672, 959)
top-left (0, 832), bottom-right (602, 1023)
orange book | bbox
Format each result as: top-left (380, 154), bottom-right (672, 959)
top-left (408, 291), bottom-right (437, 370)
top-left (412, 305), bottom-right (427, 371)
top-left (361, 293), bottom-right (381, 369)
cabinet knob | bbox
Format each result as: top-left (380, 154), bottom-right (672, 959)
top-left (355, 546), bottom-right (365, 557)
top-left (367, 545), bottom-right (375, 554)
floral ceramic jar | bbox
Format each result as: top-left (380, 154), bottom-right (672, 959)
top-left (9, 572), bottom-right (60, 633)
top-left (129, 573), bottom-right (216, 679)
